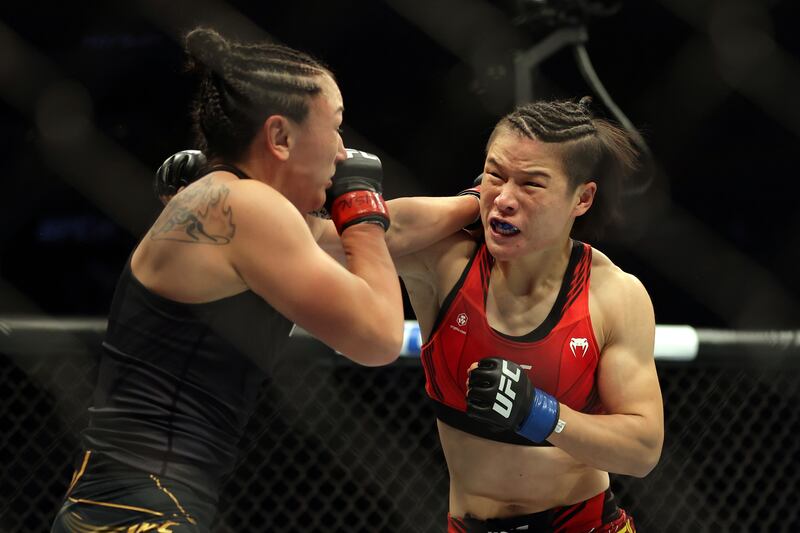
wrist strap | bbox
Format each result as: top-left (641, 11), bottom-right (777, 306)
top-left (456, 189), bottom-right (481, 229)
top-left (516, 389), bottom-right (560, 443)
top-left (331, 190), bottom-right (390, 234)
top-left (457, 187), bottom-right (480, 200)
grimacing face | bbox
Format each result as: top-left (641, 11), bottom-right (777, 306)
top-left (480, 130), bottom-right (593, 261)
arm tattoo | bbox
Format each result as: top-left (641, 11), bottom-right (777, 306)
top-left (150, 179), bottom-right (236, 244)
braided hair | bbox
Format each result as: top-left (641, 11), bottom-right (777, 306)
top-left (487, 97), bottom-right (640, 241)
top-left (185, 28), bottom-right (332, 162)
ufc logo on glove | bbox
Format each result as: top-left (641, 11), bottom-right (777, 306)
top-left (345, 148), bottom-right (380, 161)
top-left (467, 357), bottom-right (562, 443)
top-left (492, 361), bottom-right (521, 418)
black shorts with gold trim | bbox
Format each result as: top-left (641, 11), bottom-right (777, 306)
top-left (51, 451), bottom-right (217, 533)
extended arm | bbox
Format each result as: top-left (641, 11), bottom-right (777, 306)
top-left (385, 195), bottom-right (479, 257)
top-left (312, 193), bottom-right (479, 262)
top-left (156, 147), bottom-right (480, 262)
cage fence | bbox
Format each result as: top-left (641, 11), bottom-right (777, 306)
top-left (1, 321), bottom-right (799, 532)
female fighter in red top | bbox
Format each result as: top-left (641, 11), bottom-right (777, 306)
top-left (398, 98), bottom-right (663, 533)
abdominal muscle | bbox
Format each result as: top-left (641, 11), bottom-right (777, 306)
top-left (439, 420), bottom-right (609, 520)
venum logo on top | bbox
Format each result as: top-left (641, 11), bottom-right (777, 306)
top-left (569, 337), bottom-right (589, 358)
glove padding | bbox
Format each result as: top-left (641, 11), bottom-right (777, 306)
top-left (457, 174), bottom-right (483, 230)
top-left (466, 357), bottom-right (560, 443)
top-left (326, 149), bottom-right (390, 234)
top-left (154, 150), bottom-right (207, 204)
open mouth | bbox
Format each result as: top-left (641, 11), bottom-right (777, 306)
top-left (489, 218), bottom-right (521, 236)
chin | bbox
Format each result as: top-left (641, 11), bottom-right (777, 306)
top-left (485, 239), bottom-right (523, 261)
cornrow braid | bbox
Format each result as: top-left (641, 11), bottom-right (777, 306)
top-left (185, 28), bottom-right (332, 161)
top-left (487, 97), bottom-right (641, 241)
top-left (500, 98), bottom-right (597, 143)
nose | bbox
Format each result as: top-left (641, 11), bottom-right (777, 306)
top-left (335, 137), bottom-right (347, 163)
top-left (494, 182), bottom-right (519, 213)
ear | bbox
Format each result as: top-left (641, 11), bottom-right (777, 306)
top-left (573, 181), bottom-right (596, 217)
top-left (263, 115), bottom-right (293, 161)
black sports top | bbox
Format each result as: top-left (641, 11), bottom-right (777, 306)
top-left (82, 166), bottom-right (293, 500)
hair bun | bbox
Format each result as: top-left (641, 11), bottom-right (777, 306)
top-left (185, 28), bottom-right (229, 72)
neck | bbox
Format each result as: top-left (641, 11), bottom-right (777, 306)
top-left (492, 238), bottom-right (573, 298)
top-left (232, 152), bottom-right (308, 212)
top-left (211, 149), bottom-right (282, 189)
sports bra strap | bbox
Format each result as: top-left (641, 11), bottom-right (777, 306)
top-left (202, 164), bottom-right (252, 181)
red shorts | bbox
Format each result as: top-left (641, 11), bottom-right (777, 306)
top-left (447, 489), bottom-right (635, 533)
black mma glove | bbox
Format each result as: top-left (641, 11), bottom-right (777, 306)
top-left (326, 149), bottom-right (390, 234)
top-left (154, 150), bottom-right (207, 203)
top-left (457, 174), bottom-right (483, 231)
top-left (466, 357), bottom-right (563, 443)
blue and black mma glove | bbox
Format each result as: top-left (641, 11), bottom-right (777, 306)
top-left (466, 357), bottom-right (564, 443)
top-left (154, 149), bottom-right (207, 203)
top-left (325, 149), bottom-right (390, 234)
top-left (457, 174), bottom-right (483, 231)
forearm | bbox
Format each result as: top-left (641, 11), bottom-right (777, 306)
top-left (385, 196), bottom-right (479, 257)
top-left (547, 405), bottom-right (663, 477)
top-left (338, 223), bottom-right (404, 363)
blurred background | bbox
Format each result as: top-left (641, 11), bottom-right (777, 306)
top-left (1, 0), bottom-right (799, 328)
top-left (2, 1), bottom-right (800, 532)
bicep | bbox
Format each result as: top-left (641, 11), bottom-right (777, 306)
top-left (385, 195), bottom-right (479, 258)
top-left (233, 195), bottom-right (376, 344)
top-left (596, 278), bottom-right (662, 422)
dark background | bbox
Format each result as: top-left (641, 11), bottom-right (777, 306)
top-left (1, 0), bottom-right (798, 330)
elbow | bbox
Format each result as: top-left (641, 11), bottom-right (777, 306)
top-left (358, 298), bottom-right (404, 365)
top-left (366, 328), bottom-right (404, 366)
top-left (349, 346), bottom-right (400, 367)
top-left (340, 289), bottom-right (404, 366)
top-left (628, 454), bottom-right (659, 478)
top-left (346, 325), bottom-right (403, 367)
top-left (359, 351), bottom-right (400, 367)
top-left (628, 435), bottom-right (664, 478)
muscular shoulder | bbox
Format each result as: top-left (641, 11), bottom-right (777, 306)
top-left (397, 231), bottom-right (479, 338)
top-left (396, 230), bottom-right (476, 282)
top-left (225, 175), bottom-right (296, 210)
top-left (228, 177), bottom-right (312, 234)
top-left (590, 248), bottom-right (648, 301)
top-left (139, 174), bottom-right (306, 301)
top-left (589, 247), bottom-right (654, 346)
top-left (151, 175), bottom-right (236, 244)
top-left (153, 173), bottom-right (301, 239)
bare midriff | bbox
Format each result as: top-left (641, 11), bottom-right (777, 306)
top-left (439, 420), bottom-right (609, 520)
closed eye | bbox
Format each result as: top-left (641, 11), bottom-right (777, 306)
top-left (487, 171), bottom-right (504, 182)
